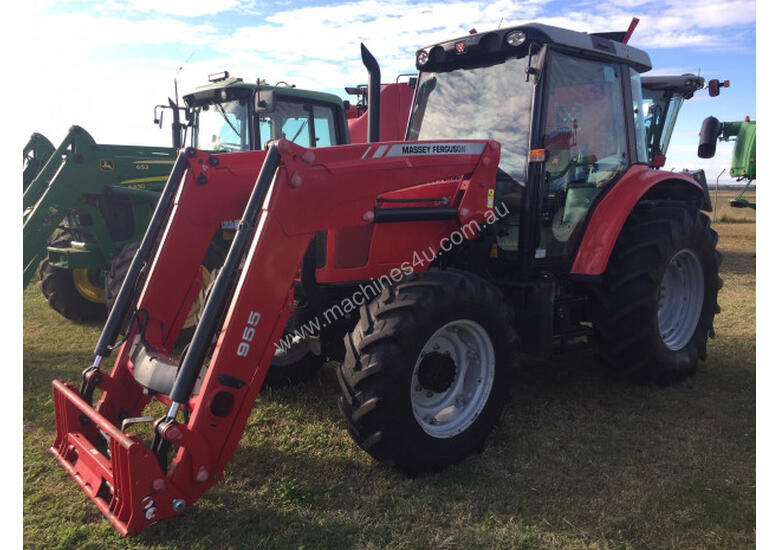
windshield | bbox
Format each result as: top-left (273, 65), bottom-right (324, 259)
top-left (642, 88), bottom-right (682, 159)
top-left (407, 56), bottom-right (534, 184)
top-left (195, 98), bottom-right (251, 152)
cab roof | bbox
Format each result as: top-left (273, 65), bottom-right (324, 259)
top-left (182, 77), bottom-right (345, 108)
top-left (416, 22), bottom-right (652, 73)
top-left (640, 74), bottom-right (705, 99)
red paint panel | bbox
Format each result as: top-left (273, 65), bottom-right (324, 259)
top-left (348, 83), bottom-right (414, 142)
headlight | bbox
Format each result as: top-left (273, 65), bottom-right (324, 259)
top-left (505, 31), bottom-right (526, 47)
top-left (416, 50), bottom-right (429, 66)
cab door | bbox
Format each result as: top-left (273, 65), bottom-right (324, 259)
top-left (531, 49), bottom-right (635, 266)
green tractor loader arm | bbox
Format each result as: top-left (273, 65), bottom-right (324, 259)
top-left (23, 125), bottom-right (175, 287)
top-left (23, 133), bottom-right (55, 191)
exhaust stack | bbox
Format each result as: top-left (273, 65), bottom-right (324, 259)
top-left (360, 43), bottom-right (381, 142)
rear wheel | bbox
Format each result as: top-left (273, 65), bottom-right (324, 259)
top-left (38, 232), bottom-right (106, 323)
top-left (593, 201), bottom-right (721, 384)
top-left (337, 269), bottom-right (517, 473)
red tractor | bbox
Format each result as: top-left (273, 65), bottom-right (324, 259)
top-left (49, 23), bottom-right (720, 535)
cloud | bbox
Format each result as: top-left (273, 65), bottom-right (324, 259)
top-left (26, 11), bottom-right (219, 49)
top-left (107, 0), bottom-right (244, 18)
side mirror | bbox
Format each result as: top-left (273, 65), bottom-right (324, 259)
top-left (698, 116), bottom-right (722, 159)
top-left (153, 105), bottom-right (165, 128)
top-left (255, 90), bottom-right (276, 114)
top-left (707, 79), bottom-right (730, 97)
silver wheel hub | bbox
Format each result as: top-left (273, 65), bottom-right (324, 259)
top-left (657, 249), bottom-right (705, 351)
top-left (411, 319), bottom-right (495, 438)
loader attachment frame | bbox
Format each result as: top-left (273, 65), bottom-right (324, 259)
top-left (51, 137), bottom-right (500, 535)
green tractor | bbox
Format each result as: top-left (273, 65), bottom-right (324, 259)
top-left (23, 73), bottom-right (351, 323)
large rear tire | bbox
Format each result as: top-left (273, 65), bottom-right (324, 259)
top-left (593, 201), bottom-right (721, 384)
top-left (337, 269), bottom-right (517, 474)
top-left (38, 232), bottom-right (106, 323)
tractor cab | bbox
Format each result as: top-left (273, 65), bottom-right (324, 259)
top-left (181, 74), bottom-right (350, 152)
top-left (409, 24), bottom-right (652, 267)
top-left (640, 74), bottom-right (705, 166)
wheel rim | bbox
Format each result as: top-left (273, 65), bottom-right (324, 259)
top-left (411, 319), bottom-right (495, 439)
top-left (72, 268), bottom-right (105, 303)
top-left (657, 249), bottom-right (705, 351)
top-left (185, 266), bottom-right (213, 328)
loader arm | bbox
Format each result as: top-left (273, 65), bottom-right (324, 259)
top-left (51, 138), bottom-right (500, 535)
top-left (23, 132), bottom-right (55, 190)
top-left (22, 126), bottom-right (175, 286)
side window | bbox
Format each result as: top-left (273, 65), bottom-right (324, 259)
top-left (538, 51), bottom-right (629, 259)
top-left (281, 116), bottom-right (312, 147)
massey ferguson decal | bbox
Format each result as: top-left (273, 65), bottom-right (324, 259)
top-left (361, 142), bottom-right (486, 159)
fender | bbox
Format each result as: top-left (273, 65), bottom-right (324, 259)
top-left (570, 165), bottom-right (705, 276)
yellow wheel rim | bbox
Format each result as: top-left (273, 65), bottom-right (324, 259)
top-left (72, 268), bottom-right (106, 303)
top-left (183, 266), bottom-right (213, 329)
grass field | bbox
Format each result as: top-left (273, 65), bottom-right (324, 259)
top-left (23, 222), bottom-right (755, 549)
top-left (707, 189), bottom-right (756, 223)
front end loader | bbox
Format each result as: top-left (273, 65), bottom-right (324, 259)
top-left (50, 21), bottom-right (721, 536)
top-left (51, 138), bottom-right (498, 535)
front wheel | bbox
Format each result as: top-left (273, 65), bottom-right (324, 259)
top-left (38, 231), bottom-right (106, 323)
top-left (593, 201), bottom-right (722, 384)
top-left (337, 270), bottom-right (517, 473)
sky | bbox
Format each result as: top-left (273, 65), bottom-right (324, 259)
top-left (20, 0), bottom-right (756, 183)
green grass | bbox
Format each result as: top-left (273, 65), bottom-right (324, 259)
top-left (23, 222), bottom-right (755, 549)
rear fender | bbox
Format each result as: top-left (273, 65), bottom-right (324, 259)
top-left (570, 165), bottom-right (705, 276)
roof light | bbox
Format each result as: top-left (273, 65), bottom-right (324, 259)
top-left (208, 71), bottom-right (229, 82)
top-left (416, 50), bottom-right (429, 66)
top-left (505, 31), bottom-right (526, 47)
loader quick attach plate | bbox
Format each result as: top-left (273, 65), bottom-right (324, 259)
top-left (50, 380), bottom-right (185, 536)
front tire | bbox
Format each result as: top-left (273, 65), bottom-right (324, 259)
top-left (337, 270), bottom-right (517, 473)
top-left (38, 232), bottom-right (106, 323)
top-left (593, 201), bottom-right (721, 384)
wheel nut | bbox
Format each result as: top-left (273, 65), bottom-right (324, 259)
top-left (172, 498), bottom-right (186, 513)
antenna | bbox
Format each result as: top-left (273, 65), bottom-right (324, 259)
top-left (174, 51), bottom-right (196, 105)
